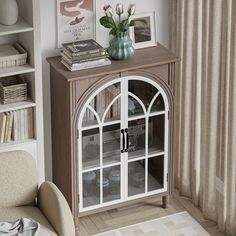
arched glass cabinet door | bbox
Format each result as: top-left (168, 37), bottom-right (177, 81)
top-left (127, 79), bottom-right (168, 198)
top-left (78, 76), bottom-right (170, 212)
top-left (78, 80), bottom-right (122, 211)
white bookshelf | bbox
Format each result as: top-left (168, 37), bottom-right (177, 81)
top-left (0, 0), bottom-right (45, 183)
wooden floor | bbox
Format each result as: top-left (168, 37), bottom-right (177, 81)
top-left (77, 192), bottom-right (226, 236)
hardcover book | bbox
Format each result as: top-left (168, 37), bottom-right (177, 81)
top-left (62, 39), bottom-right (106, 56)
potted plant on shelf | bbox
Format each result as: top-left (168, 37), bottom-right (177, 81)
top-left (100, 3), bottom-right (147, 60)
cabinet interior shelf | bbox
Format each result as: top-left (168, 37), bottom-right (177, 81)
top-left (0, 18), bottom-right (33, 36)
top-left (0, 64), bottom-right (35, 78)
top-left (0, 100), bottom-right (36, 113)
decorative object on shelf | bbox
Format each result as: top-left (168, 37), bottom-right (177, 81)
top-left (0, 43), bottom-right (27, 69)
top-left (96, 177), bottom-right (110, 196)
top-left (100, 3), bottom-right (147, 60)
top-left (83, 171), bottom-right (96, 184)
top-left (57, 0), bottom-right (96, 48)
top-left (0, 0), bottom-right (19, 26)
top-left (0, 76), bottom-right (27, 104)
top-left (108, 169), bottom-right (120, 184)
top-left (129, 12), bottom-right (157, 49)
top-left (107, 31), bottom-right (135, 60)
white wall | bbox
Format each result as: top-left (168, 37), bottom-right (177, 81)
top-left (40, 0), bottom-right (170, 180)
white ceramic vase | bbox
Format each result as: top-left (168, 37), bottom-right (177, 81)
top-left (0, 0), bottom-right (19, 26)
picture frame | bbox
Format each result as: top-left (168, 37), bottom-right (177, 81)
top-left (129, 12), bottom-right (157, 49)
top-left (56, 0), bottom-right (96, 48)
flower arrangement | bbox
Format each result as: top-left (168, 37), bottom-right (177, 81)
top-left (99, 3), bottom-right (147, 36)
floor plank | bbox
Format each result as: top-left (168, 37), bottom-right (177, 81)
top-left (77, 192), bottom-right (227, 236)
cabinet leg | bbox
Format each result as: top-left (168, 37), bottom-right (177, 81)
top-left (162, 196), bottom-right (168, 209)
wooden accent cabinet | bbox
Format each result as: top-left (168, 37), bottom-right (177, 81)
top-left (47, 43), bottom-right (178, 223)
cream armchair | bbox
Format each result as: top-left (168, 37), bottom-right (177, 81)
top-left (0, 151), bottom-right (75, 236)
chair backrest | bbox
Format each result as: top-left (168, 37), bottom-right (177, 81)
top-left (0, 150), bottom-right (38, 207)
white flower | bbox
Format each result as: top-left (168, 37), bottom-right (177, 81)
top-left (103, 4), bottom-right (113, 17)
top-left (116, 3), bottom-right (124, 15)
top-left (127, 4), bottom-right (136, 15)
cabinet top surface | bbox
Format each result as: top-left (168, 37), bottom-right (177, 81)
top-left (47, 43), bottom-right (179, 82)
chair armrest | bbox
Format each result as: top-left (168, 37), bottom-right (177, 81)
top-left (37, 181), bottom-right (75, 236)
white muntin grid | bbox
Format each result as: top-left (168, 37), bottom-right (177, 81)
top-left (78, 76), bottom-right (169, 213)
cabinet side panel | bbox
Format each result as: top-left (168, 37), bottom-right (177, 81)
top-left (50, 67), bottom-right (73, 208)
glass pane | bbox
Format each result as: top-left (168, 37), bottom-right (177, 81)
top-left (83, 170), bottom-right (100, 208)
top-left (148, 115), bottom-right (165, 155)
top-left (129, 80), bottom-right (158, 110)
top-left (82, 108), bottom-right (98, 127)
top-left (150, 95), bottom-right (165, 113)
top-left (90, 83), bottom-right (120, 121)
top-left (148, 156), bottom-right (164, 191)
top-left (82, 128), bottom-right (100, 170)
top-left (128, 95), bottom-right (144, 117)
top-left (103, 124), bottom-right (120, 165)
top-left (128, 160), bottom-right (145, 196)
top-left (104, 97), bottom-right (121, 122)
top-left (128, 119), bottom-right (146, 160)
top-left (103, 165), bottom-right (121, 203)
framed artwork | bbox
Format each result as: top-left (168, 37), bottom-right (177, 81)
top-left (57, 0), bottom-right (96, 48)
top-left (129, 12), bottom-right (157, 49)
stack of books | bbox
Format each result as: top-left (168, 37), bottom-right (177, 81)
top-left (61, 39), bottom-right (111, 71)
top-left (0, 108), bottom-right (34, 143)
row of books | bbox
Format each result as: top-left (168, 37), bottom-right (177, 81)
top-left (83, 84), bottom-right (121, 123)
top-left (61, 39), bottom-right (111, 71)
top-left (0, 108), bottom-right (34, 143)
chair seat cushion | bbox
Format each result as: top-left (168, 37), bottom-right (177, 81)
top-left (0, 206), bottom-right (58, 236)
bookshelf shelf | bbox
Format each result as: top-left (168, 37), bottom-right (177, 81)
top-left (0, 17), bottom-right (33, 36)
top-left (0, 100), bottom-right (36, 113)
top-left (0, 64), bottom-right (35, 78)
top-left (0, 138), bottom-right (37, 149)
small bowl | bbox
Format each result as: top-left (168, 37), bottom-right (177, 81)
top-left (83, 171), bottom-right (96, 184)
top-left (109, 169), bottom-right (120, 183)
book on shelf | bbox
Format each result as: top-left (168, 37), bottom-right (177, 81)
top-left (4, 112), bottom-right (10, 143)
top-left (6, 111), bottom-right (14, 142)
top-left (0, 107), bottom-right (34, 144)
top-left (62, 39), bottom-right (106, 57)
top-left (0, 113), bottom-right (7, 143)
top-left (61, 58), bottom-right (111, 72)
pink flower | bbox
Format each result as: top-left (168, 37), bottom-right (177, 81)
top-left (103, 4), bottom-right (113, 17)
top-left (127, 4), bottom-right (136, 15)
top-left (116, 3), bottom-right (124, 15)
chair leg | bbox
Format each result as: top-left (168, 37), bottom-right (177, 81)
top-left (162, 195), bottom-right (168, 208)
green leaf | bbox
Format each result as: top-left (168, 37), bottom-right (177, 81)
top-left (121, 19), bottom-right (128, 25)
top-left (99, 16), bottom-right (115, 29)
top-left (118, 23), bottom-right (125, 32)
top-left (110, 28), bottom-right (117, 36)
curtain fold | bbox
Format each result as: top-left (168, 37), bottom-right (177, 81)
top-left (170, 0), bottom-right (236, 235)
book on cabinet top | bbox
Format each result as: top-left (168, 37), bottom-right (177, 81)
top-left (61, 58), bottom-right (111, 71)
top-left (62, 39), bottom-right (106, 56)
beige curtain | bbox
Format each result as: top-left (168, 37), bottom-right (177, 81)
top-left (170, 0), bottom-right (236, 235)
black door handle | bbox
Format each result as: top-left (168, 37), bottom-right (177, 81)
top-left (121, 129), bottom-right (125, 153)
top-left (125, 128), bottom-right (129, 152)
